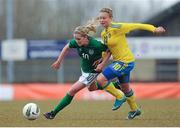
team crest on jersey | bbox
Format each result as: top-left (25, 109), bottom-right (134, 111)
top-left (103, 33), bottom-right (111, 45)
top-left (89, 49), bottom-right (94, 55)
top-left (107, 33), bottom-right (111, 38)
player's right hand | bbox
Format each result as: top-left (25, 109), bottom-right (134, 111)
top-left (51, 61), bottom-right (61, 70)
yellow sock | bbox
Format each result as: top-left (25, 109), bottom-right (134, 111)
top-left (126, 94), bottom-right (138, 111)
top-left (104, 82), bottom-right (124, 100)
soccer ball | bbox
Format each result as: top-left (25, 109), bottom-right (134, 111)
top-left (22, 103), bottom-right (40, 120)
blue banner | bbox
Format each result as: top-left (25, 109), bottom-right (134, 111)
top-left (27, 40), bottom-right (78, 59)
top-left (27, 40), bottom-right (67, 59)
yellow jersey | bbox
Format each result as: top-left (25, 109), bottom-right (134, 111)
top-left (101, 22), bottom-right (156, 63)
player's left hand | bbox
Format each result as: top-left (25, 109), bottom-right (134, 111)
top-left (93, 58), bottom-right (103, 68)
top-left (94, 63), bottom-right (104, 73)
top-left (154, 26), bottom-right (166, 34)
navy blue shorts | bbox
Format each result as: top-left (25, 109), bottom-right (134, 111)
top-left (102, 61), bottom-right (135, 83)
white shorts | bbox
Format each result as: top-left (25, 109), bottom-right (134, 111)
top-left (78, 70), bottom-right (99, 86)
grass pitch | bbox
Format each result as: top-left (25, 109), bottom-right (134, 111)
top-left (0, 99), bottom-right (180, 127)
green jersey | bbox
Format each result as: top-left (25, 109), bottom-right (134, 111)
top-left (68, 37), bottom-right (107, 73)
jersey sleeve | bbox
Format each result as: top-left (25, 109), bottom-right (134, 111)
top-left (118, 23), bottom-right (156, 34)
top-left (68, 39), bottom-right (78, 48)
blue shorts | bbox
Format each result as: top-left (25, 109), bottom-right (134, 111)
top-left (102, 61), bottom-right (135, 83)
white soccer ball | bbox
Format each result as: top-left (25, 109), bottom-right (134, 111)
top-left (22, 103), bottom-right (40, 120)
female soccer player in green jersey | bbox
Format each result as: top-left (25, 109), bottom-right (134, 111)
top-left (95, 7), bottom-right (166, 120)
top-left (44, 24), bottom-right (126, 119)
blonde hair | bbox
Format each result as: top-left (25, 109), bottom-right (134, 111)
top-left (74, 19), bottom-right (99, 37)
top-left (100, 7), bottom-right (113, 18)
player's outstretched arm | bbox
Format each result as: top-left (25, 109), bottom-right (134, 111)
top-left (51, 44), bottom-right (70, 70)
top-left (120, 23), bottom-right (165, 34)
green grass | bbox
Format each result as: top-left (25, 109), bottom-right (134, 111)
top-left (0, 99), bottom-right (180, 127)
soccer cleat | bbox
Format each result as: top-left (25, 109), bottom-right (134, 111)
top-left (127, 108), bottom-right (141, 120)
top-left (43, 111), bottom-right (55, 119)
top-left (112, 95), bottom-right (126, 111)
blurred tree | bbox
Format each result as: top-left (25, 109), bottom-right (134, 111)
top-left (0, 0), bottom-right (178, 39)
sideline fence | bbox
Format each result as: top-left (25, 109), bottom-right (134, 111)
top-left (1, 82), bottom-right (180, 100)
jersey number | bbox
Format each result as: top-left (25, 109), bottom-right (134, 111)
top-left (82, 53), bottom-right (89, 60)
top-left (112, 63), bottom-right (122, 70)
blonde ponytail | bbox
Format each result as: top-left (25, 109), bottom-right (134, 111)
top-left (85, 19), bottom-right (99, 33)
top-left (74, 19), bottom-right (99, 37)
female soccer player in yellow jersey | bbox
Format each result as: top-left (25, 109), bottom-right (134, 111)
top-left (95, 7), bottom-right (166, 120)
